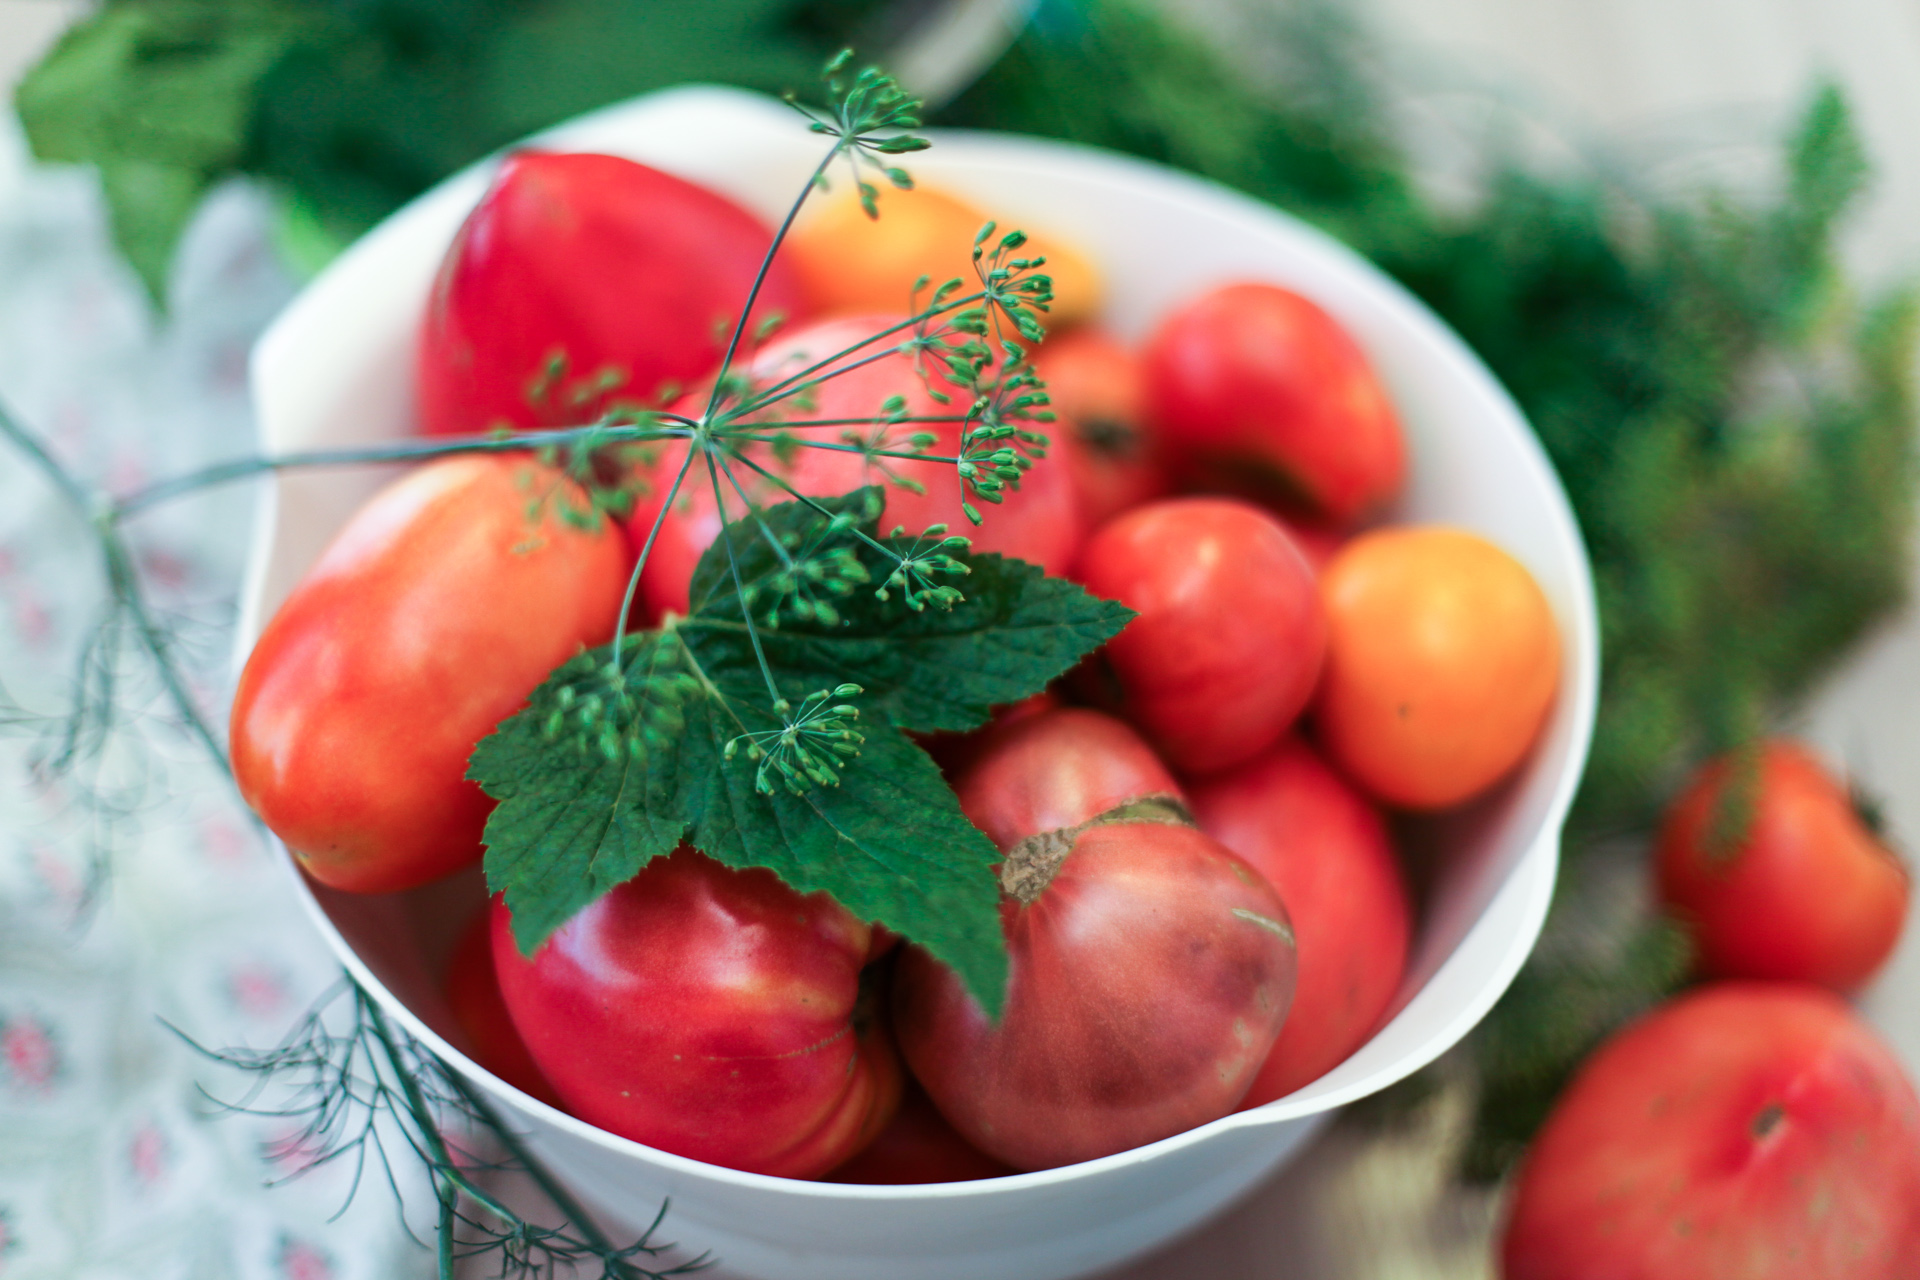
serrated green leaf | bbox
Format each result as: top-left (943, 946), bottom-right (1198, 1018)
top-left (688, 487), bottom-right (1133, 732)
top-left (14, 0), bottom-right (322, 304)
top-left (472, 488), bottom-right (1125, 1014)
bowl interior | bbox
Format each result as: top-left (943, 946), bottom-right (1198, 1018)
top-left (241, 84), bottom-right (1598, 1191)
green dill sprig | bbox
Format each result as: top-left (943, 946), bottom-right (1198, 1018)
top-left (175, 983), bottom-right (708, 1280)
top-left (724, 684), bottom-right (867, 795)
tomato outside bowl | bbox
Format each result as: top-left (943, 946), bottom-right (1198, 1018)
top-left (237, 85), bottom-right (1598, 1280)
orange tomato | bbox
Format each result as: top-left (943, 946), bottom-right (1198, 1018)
top-left (785, 183), bottom-right (1101, 328)
top-left (1315, 526), bottom-right (1558, 809)
top-left (231, 455), bottom-right (632, 893)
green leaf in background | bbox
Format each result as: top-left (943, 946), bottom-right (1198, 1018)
top-left (14, 0), bottom-right (327, 303)
top-left (470, 489), bottom-right (1131, 1015)
top-left (13, 0), bottom-right (897, 302)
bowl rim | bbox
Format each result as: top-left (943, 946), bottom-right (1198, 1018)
top-left (246, 82), bottom-right (1599, 1199)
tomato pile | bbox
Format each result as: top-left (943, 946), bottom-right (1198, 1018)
top-left (233, 149), bottom-right (1573, 1182)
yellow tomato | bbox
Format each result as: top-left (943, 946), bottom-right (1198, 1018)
top-left (785, 183), bottom-right (1102, 329)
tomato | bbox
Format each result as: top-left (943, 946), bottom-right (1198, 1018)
top-left (443, 909), bottom-right (562, 1108)
top-left (417, 151), bottom-right (809, 437)
top-left (1073, 496), bottom-right (1326, 775)
top-left (950, 706), bottom-right (1179, 847)
top-left (894, 708), bottom-right (1297, 1171)
top-left (1031, 327), bottom-right (1168, 528)
top-left (1657, 741), bottom-right (1910, 993)
top-left (630, 313), bottom-right (1084, 619)
top-left (1189, 736), bottom-right (1411, 1104)
top-left (1316, 525), bottom-right (1558, 809)
top-left (491, 846), bottom-right (900, 1178)
top-left (1142, 282), bottom-right (1405, 524)
top-left (1501, 983), bottom-right (1920, 1280)
top-left (231, 455), bottom-right (632, 893)
top-left (827, 1078), bottom-right (1015, 1184)
top-left (785, 183), bottom-right (1102, 329)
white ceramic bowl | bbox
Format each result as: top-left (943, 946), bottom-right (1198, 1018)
top-left (239, 85), bottom-right (1598, 1280)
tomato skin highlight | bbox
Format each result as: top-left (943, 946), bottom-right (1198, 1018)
top-left (1143, 282), bottom-right (1405, 524)
top-left (629, 313), bottom-right (1084, 619)
top-left (1657, 741), bottom-right (1911, 994)
top-left (230, 455), bottom-right (632, 894)
top-left (491, 847), bottom-right (900, 1179)
top-left (1315, 525), bottom-right (1559, 809)
top-left (1075, 496), bottom-right (1326, 775)
top-left (417, 151), bottom-right (808, 437)
top-left (894, 708), bottom-right (1296, 1171)
top-left (1501, 983), bottom-right (1920, 1280)
top-left (1190, 736), bottom-right (1411, 1103)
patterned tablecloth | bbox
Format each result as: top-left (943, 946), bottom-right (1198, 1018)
top-left (1, 2), bottom-right (1917, 1277)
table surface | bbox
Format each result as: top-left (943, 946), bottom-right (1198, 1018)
top-left (1, 3), bottom-right (1915, 1277)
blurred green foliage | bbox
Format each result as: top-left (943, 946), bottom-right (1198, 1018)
top-left (14, 0), bottom-right (892, 303)
top-left (949, 0), bottom-right (1915, 1174)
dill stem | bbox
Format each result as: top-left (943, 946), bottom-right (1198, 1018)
top-left (0, 394), bottom-right (230, 774)
top-left (705, 452), bottom-right (782, 705)
top-left (111, 420), bottom-right (687, 520)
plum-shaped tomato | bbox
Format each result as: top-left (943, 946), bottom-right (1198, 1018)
top-left (1031, 327), bottom-right (1168, 529)
top-left (628, 313), bottom-right (1084, 619)
top-left (417, 151), bottom-right (808, 437)
top-left (894, 709), bottom-right (1298, 1171)
top-left (1502, 983), bottom-right (1920, 1280)
top-left (231, 456), bottom-right (631, 893)
top-left (1657, 740), bottom-right (1910, 993)
top-left (1143, 281), bottom-right (1406, 524)
top-left (491, 847), bottom-right (900, 1179)
top-left (1074, 496), bottom-right (1326, 774)
top-left (1190, 736), bottom-right (1411, 1104)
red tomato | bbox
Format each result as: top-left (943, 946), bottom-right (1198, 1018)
top-left (1143, 282), bottom-right (1406, 525)
top-left (1502, 983), bottom-right (1920, 1280)
top-left (827, 1079), bottom-right (1015, 1184)
top-left (491, 847), bottom-right (900, 1178)
top-left (1189, 736), bottom-right (1411, 1103)
top-left (443, 909), bottom-right (562, 1108)
top-left (1316, 525), bottom-right (1559, 809)
top-left (1657, 741), bottom-right (1910, 993)
top-left (629, 313), bottom-right (1084, 619)
top-left (894, 708), bottom-right (1297, 1171)
top-left (230, 456), bottom-right (632, 893)
top-left (417, 151), bottom-right (809, 437)
top-left (1073, 496), bottom-right (1326, 774)
top-left (1032, 327), bottom-right (1168, 528)
top-left (950, 706), bottom-right (1179, 847)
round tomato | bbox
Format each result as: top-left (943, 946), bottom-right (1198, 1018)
top-left (1031, 326), bottom-right (1168, 529)
top-left (1657, 740), bottom-right (1910, 993)
top-left (1502, 983), bottom-right (1920, 1280)
top-left (1189, 736), bottom-right (1411, 1104)
top-left (443, 908), bottom-right (561, 1108)
top-left (230, 455), bottom-right (632, 893)
top-left (1074, 496), bottom-right (1326, 774)
top-left (894, 708), bottom-right (1296, 1171)
top-left (418, 151), bottom-right (808, 437)
top-left (785, 183), bottom-right (1102, 329)
top-left (629, 313), bottom-right (1084, 619)
top-left (1142, 281), bottom-right (1405, 524)
top-left (491, 847), bottom-right (900, 1178)
top-left (1316, 525), bottom-right (1558, 809)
